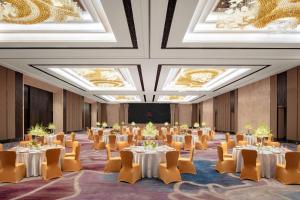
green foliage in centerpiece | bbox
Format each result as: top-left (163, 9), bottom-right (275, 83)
top-left (194, 122), bottom-right (200, 128)
top-left (48, 123), bottom-right (55, 130)
top-left (244, 122), bottom-right (253, 135)
top-left (102, 122), bottom-right (108, 128)
top-left (28, 124), bottom-right (48, 136)
top-left (254, 123), bottom-right (272, 138)
top-left (142, 122), bottom-right (158, 136)
top-left (143, 140), bottom-right (157, 148)
top-left (96, 122), bottom-right (101, 127)
top-left (180, 124), bottom-right (189, 130)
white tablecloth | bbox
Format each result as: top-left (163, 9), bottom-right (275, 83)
top-left (192, 128), bottom-right (211, 135)
top-left (233, 146), bottom-right (286, 178)
top-left (103, 134), bottom-right (128, 144)
top-left (14, 145), bottom-right (65, 177)
top-left (244, 135), bottom-right (257, 145)
top-left (126, 145), bottom-right (174, 178)
top-left (172, 134), bottom-right (198, 146)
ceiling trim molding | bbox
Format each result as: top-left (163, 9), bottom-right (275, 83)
top-left (28, 64), bottom-right (86, 92)
top-left (123, 0), bottom-right (138, 49)
top-left (161, 0), bottom-right (300, 50)
top-left (93, 95), bottom-right (107, 102)
top-left (0, 0), bottom-right (138, 50)
top-left (154, 65), bottom-right (162, 91)
top-left (161, 0), bottom-right (177, 49)
top-left (137, 65), bottom-right (145, 91)
top-left (213, 65), bottom-right (271, 92)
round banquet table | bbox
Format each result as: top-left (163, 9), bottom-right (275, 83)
top-left (13, 145), bottom-right (65, 177)
top-left (232, 146), bottom-right (286, 178)
top-left (103, 134), bottom-right (128, 144)
top-left (172, 134), bottom-right (198, 146)
top-left (125, 145), bottom-right (175, 178)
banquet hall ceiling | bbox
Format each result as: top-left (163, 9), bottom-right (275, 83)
top-left (0, 0), bottom-right (300, 103)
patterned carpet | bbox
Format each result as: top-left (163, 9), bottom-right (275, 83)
top-left (0, 133), bottom-right (299, 200)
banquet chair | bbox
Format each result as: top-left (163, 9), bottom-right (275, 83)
top-left (220, 142), bottom-right (233, 158)
top-left (0, 151), bottom-right (26, 183)
top-left (268, 141), bottom-right (280, 147)
top-left (19, 133), bottom-right (33, 147)
top-left (104, 144), bottom-right (121, 172)
top-left (236, 134), bottom-right (247, 146)
top-left (159, 151), bottom-right (182, 184)
top-left (127, 134), bottom-right (134, 146)
top-left (63, 141), bottom-right (82, 172)
top-left (276, 152), bottom-right (300, 184)
top-left (65, 140), bottom-right (79, 157)
top-left (166, 134), bottom-right (173, 146)
top-left (225, 133), bottom-right (235, 149)
top-left (178, 147), bottom-right (196, 174)
top-left (108, 134), bottom-right (117, 151)
top-left (195, 135), bottom-right (209, 150)
top-left (117, 141), bottom-right (130, 151)
top-left (41, 148), bottom-right (62, 181)
top-left (155, 134), bottom-right (165, 141)
top-left (184, 135), bottom-right (193, 151)
top-left (87, 129), bottom-right (93, 140)
top-left (65, 132), bottom-right (75, 148)
top-left (215, 145), bottom-right (236, 173)
top-left (208, 131), bottom-right (214, 140)
top-left (240, 149), bottom-right (261, 182)
top-left (118, 151), bottom-right (141, 184)
top-left (54, 133), bottom-right (65, 146)
top-left (197, 130), bottom-right (203, 138)
top-left (0, 144), bottom-right (3, 151)
top-left (171, 142), bottom-right (182, 152)
top-left (297, 145), bottom-right (300, 152)
top-left (93, 134), bottom-right (105, 150)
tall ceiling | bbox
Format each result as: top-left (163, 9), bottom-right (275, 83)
top-left (0, 0), bottom-right (300, 103)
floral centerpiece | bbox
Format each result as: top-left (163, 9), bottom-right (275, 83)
top-left (29, 124), bottom-right (47, 137)
top-left (180, 124), bottom-right (189, 134)
top-left (28, 140), bottom-right (40, 149)
top-left (175, 122), bottom-right (179, 126)
top-left (131, 122), bottom-right (136, 127)
top-left (254, 124), bottom-right (272, 146)
top-left (201, 122), bottom-right (206, 128)
top-left (164, 122), bottom-right (169, 127)
top-left (194, 122), bottom-right (200, 129)
top-left (48, 123), bottom-right (55, 134)
top-left (121, 121), bottom-right (125, 126)
top-left (96, 122), bottom-right (101, 128)
top-left (111, 123), bottom-right (120, 134)
top-left (102, 122), bottom-right (108, 128)
top-left (142, 122), bottom-right (158, 136)
top-left (244, 123), bottom-right (253, 135)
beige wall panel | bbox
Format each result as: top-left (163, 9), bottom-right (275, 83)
top-left (202, 99), bottom-right (214, 128)
top-left (53, 89), bottom-right (64, 133)
top-left (270, 75), bottom-right (278, 138)
top-left (106, 104), bottom-right (120, 126)
top-left (238, 78), bottom-right (271, 132)
top-left (178, 104), bottom-right (192, 127)
top-left (91, 102), bottom-right (97, 127)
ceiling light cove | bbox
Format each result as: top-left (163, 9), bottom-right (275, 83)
top-left (49, 67), bottom-right (136, 91)
top-left (157, 95), bottom-right (198, 103)
top-left (163, 67), bottom-right (250, 91)
top-left (101, 95), bottom-right (142, 103)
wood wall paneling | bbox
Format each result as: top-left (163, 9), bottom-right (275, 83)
top-left (287, 69), bottom-right (297, 141)
top-left (84, 103), bottom-right (91, 128)
top-left (6, 70), bottom-right (15, 139)
top-left (65, 91), bottom-right (84, 132)
top-left (15, 72), bottom-right (23, 140)
top-left (270, 75), bottom-right (278, 139)
top-left (0, 67), bottom-right (7, 140)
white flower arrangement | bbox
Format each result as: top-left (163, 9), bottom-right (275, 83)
top-left (164, 122), bottom-right (169, 126)
top-left (175, 122), bottom-right (179, 126)
top-left (180, 124), bottom-right (189, 130)
top-left (112, 123), bottom-right (120, 130)
top-left (142, 122), bottom-right (158, 136)
top-left (201, 122), bottom-right (206, 127)
top-left (96, 122), bottom-right (101, 127)
top-left (102, 122), bottom-right (108, 128)
top-left (244, 123), bottom-right (253, 134)
top-left (131, 122), bottom-right (136, 126)
top-left (194, 122), bottom-right (200, 128)
top-left (29, 124), bottom-right (48, 136)
top-left (254, 124), bottom-right (271, 138)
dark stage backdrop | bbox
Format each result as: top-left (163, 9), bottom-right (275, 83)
top-left (128, 103), bottom-right (170, 123)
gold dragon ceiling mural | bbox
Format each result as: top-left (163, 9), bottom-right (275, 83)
top-left (174, 68), bottom-right (225, 88)
top-left (215, 0), bottom-right (300, 30)
top-left (72, 68), bottom-right (126, 88)
top-left (0, 0), bottom-right (82, 24)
